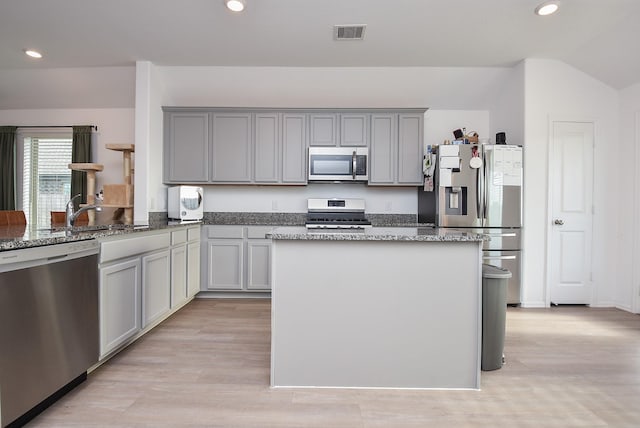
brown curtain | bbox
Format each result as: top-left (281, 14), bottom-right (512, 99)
top-left (71, 126), bottom-right (93, 207)
top-left (0, 126), bottom-right (17, 210)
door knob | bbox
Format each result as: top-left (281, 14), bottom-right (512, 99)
top-left (554, 219), bottom-right (564, 225)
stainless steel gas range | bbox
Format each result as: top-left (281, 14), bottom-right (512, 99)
top-left (305, 198), bottom-right (372, 230)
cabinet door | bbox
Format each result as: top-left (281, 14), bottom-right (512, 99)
top-left (211, 113), bottom-right (253, 182)
top-left (282, 114), bottom-right (308, 184)
top-left (99, 257), bottom-right (141, 358)
top-left (206, 239), bottom-right (244, 290)
top-left (187, 240), bottom-right (201, 297)
top-left (247, 240), bottom-right (271, 290)
top-left (142, 250), bottom-right (171, 328)
top-left (164, 112), bottom-right (209, 182)
top-left (369, 114), bottom-right (397, 185)
top-left (340, 114), bottom-right (369, 147)
top-left (398, 113), bottom-right (424, 184)
top-left (254, 113), bottom-right (280, 183)
top-left (171, 244), bottom-right (187, 308)
top-left (309, 114), bottom-right (337, 146)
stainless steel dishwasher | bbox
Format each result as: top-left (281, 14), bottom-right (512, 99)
top-left (0, 240), bottom-right (99, 428)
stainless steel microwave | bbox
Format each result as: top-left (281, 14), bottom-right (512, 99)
top-left (308, 147), bottom-right (368, 182)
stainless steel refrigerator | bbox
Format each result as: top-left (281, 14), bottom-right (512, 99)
top-left (418, 144), bottom-right (523, 304)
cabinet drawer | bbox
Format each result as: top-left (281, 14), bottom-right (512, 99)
top-left (187, 227), bottom-right (200, 241)
top-left (171, 229), bottom-right (187, 245)
top-left (246, 226), bottom-right (273, 239)
top-left (207, 225), bottom-right (244, 239)
top-left (100, 232), bottom-right (170, 264)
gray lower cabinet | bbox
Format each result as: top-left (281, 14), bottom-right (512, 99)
top-left (98, 228), bottom-right (196, 360)
top-left (141, 249), bottom-right (171, 328)
top-left (202, 225), bottom-right (272, 292)
top-left (99, 256), bottom-right (141, 359)
top-left (369, 113), bottom-right (424, 186)
top-left (170, 226), bottom-right (201, 307)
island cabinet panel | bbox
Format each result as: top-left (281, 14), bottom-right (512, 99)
top-left (211, 113), bottom-right (253, 182)
top-left (164, 112), bottom-right (209, 183)
top-left (340, 114), bottom-right (369, 147)
top-left (202, 225), bottom-right (272, 292)
top-left (99, 257), bottom-right (141, 358)
top-left (254, 113), bottom-right (280, 183)
top-left (369, 114), bottom-right (397, 184)
top-left (309, 113), bottom-right (338, 146)
top-left (141, 249), bottom-right (171, 328)
top-left (281, 114), bottom-right (308, 183)
top-left (398, 113), bottom-right (424, 184)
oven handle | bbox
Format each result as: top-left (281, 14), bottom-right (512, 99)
top-left (352, 150), bottom-right (357, 180)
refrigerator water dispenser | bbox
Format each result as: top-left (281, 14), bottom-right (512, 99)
top-left (445, 186), bottom-right (467, 215)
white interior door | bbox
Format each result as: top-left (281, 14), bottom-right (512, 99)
top-left (549, 121), bottom-right (594, 305)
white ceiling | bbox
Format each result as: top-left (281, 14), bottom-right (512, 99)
top-left (1, 0), bottom-right (639, 103)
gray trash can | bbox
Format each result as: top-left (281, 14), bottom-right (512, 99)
top-left (481, 264), bottom-right (512, 371)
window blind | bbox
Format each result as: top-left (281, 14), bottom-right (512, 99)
top-left (23, 137), bottom-right (73, 225)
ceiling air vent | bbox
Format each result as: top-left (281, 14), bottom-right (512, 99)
top-left (333, 25), bottom-right (366, 41)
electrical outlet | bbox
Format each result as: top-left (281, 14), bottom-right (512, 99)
top-left (385, 202), bottom-right (392, 212)
top-left (272, 200), bottom-right (278, 211)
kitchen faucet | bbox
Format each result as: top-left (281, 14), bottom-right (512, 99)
top-left (66, 194), bottom-right (102, 227)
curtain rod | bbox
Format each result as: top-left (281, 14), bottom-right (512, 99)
top-left (16, 125), bottom-right (98, 131)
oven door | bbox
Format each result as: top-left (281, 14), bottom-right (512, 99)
top-left (308, 147), bottom-right (368, 181)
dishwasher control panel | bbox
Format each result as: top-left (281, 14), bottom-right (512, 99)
top-left (0, 240), bottom-right (99, 272)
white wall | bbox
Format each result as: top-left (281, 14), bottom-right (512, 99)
top-left (142, 66), bottom-right (503, 214)
top-left (489, 61), bottom-right (525, 146)
top-left (522, 59), bottom-right (620, 308)
top-left (619, 83), bottom-right (640, 313)
top-left (0, 108), bottom-right (135, 192)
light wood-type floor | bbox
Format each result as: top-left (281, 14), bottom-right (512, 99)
top-left (28, 299), bottom-right (640, 427)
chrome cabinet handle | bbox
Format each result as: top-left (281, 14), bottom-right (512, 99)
top-left (482, 255), bottom-right (517, 261)
top-left (554, 219), bottom-right (564, 225)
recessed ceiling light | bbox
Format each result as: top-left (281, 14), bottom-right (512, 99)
top-left (225, 0), bottom-right (245, 12)
top-left (24, 49), bottom-right (42, 59)
top-left (535, 2), bottom-right (559, 16)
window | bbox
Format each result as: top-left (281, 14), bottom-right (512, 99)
top-left (18, 131), bottom-right (73, 226)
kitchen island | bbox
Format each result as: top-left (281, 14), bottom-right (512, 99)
top-left (269, 226), bottom-right (486, 390)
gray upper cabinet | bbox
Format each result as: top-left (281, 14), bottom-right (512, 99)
top-left (309, 114), bottom-right (337, 146)
top-left (211, 113), bottom-right (253, 183)
top-left (254, 113), bottom-right (280, 183)
top-left (369, 112), bottom-right (424, 186)
top-left (163, 107), bottom-right (424, 186)
top-left (340, 114), bottom-right (369, 147)
top-left (369, 114), bottom-right (397, 185)
top-left (164, 112), bottom-right (209, 183)
top-left (281, 114), bottom-right (308, 184)
top-left (398, 113), bottom-right (424, 184)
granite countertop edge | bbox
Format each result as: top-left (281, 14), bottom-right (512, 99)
top-left (0, 221), bottom-right (202, 252)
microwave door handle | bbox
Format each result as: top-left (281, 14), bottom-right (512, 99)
top-left (352, 151), bottom-right (357, 180)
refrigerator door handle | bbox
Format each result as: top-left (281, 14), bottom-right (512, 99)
top-left (476, 167), bottom-right (482, 223)
top-left (482, 255), bottom-right (517, 261)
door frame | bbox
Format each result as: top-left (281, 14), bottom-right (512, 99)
top-left (633, 112), bottom-right (640, 314)
top-left (545, 118), bottom-right (596, 307)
